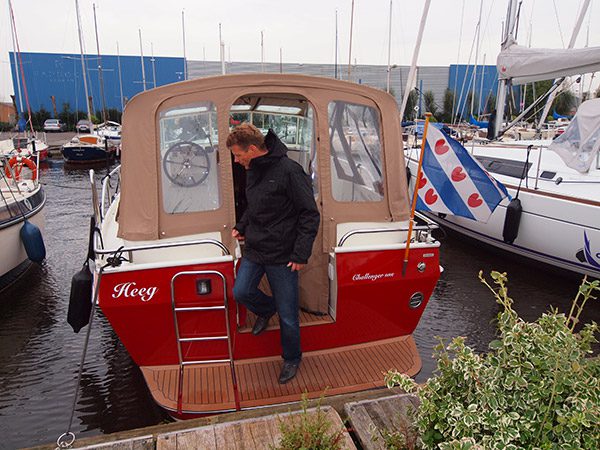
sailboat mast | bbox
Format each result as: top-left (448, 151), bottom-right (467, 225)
top-left (334, 9), bottom-right (338, 79)
top-left (347, 0), bottom-right (355, 81)
top-left (8, 0), bottom-right (23, 117)
top-left (182, 10), bottom-right (187, 81)
top-left (116, 42), bottom-right (124, 111)
top-left (151, 43), bottom-right (157, 88)
top-left (399, 0), bottom-right (432, 120)
top-left (386, 0), bottom-right (393, 93)
top-left (261, 31), bottom-right (265, 72)
top-left (139, 29), bottom-right (147, 91)
top-left (75, 0), bottom-right (92, 123)
top-left (93, 3), bottom-right (107, 123)
top-left (493, 0), bottom-right (519, 138)
top-left (471, 0), bottom-right (484, 117)
top-left (219, 23), bottom-right (226, 75)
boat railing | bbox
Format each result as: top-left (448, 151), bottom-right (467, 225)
top-left (93, 238), bottom-right (230, 268)
top-left (94, 238), bottom-right (230, 258)
top-left (100, 165), bottom-right (121, 219)
top-left (337, 217), bottom-right (438, 248)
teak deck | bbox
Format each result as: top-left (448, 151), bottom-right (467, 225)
top-left (238, 309), bottom-right (334, 333)
top-left (141, 335), bottom-right (420, 414)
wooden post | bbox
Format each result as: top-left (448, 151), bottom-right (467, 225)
top-left (402, 112), bottom-right (432, 277)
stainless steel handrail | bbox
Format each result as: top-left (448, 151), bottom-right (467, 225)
top-left (89, 169), bottom-right (101, 225)
top-left (94, 238), bottom-right (230, 257)
top-left (170, 270), bottom-right (239, 413)
top-left (101, 165), bottom-right (121, 218)
top-left (337, 222), bottom-right (438, 247)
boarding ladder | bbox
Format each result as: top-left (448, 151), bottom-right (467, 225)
top-left (171, 270), bottom-right (240, 414)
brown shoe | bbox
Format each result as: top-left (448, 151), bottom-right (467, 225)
top-left (278, 361), bottom-right (299, 384)
top-left (252, 313), bottom-right (274, 336)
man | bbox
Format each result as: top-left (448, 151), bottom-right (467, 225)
top-left (227, 123), bottom-right (320, 384)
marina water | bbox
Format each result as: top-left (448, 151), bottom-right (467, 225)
top-left (0, 158), bottom-right (597, 448)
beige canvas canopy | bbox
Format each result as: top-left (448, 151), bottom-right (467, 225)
top-left (117, 73), bottom-right (410, 254)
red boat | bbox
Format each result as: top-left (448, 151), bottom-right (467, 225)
top-left (88, 74), bottom-right (441, 418)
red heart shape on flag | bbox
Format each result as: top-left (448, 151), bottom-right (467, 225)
top-left (468, 193), bottom-right (483, 208)
top-left (418, 176), bottom-right (427, 189)
top-left (434, 139), bottom-right (450, 155)
top-left (425, 188), bottom-right (438, 205)
top-left (451, 167), bottom-right (466, 182)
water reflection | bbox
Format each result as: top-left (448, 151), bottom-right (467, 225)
top-left (0, 159), bottom-right (597, 448)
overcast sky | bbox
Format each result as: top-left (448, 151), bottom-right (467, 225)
top-left (2, 0), bottom-right (599, 104)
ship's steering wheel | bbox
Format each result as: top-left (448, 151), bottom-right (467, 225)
top-left (162, 141), bottom-right (211, 187)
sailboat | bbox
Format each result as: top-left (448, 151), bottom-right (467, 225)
top-left (1, 0), bottom-right (46, 291)
top-left (405, 0), bottom-right (600, 279)
top-left (1, 1), bottom-right (49, 163)
top-left (61, 0), bottom-right (114, 165)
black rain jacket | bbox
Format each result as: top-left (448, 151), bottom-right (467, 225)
top-left (234, 130), bottom-right (320, 265)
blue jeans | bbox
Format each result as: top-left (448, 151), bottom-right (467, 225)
top-left (233, 258), bottom-right (301, 364)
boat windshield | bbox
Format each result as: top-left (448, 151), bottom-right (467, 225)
top-left (159, 102), bottom-right (221, 214)
top-left (328, 101), bottom-right (384, 202)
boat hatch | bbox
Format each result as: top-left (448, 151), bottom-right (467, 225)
top-left (475, 155), bottom-right (532, 179)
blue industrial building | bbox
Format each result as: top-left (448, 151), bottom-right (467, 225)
top-left (8, 52), bottom-right (502, 123)
top-left (9, 51), bottom-right (185, 115)
top-left (449, 64), bottom-right (500, 120)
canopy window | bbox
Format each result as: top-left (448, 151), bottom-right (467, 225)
top-left (328, 101), bottom-right (384, 203)
top-left (230, 93), bottom-right (318, 196)
top-left (159, 102), bottom-right (221, 214)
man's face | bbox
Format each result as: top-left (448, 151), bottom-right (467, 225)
top-left (230, 144), bottom-right (259, 169)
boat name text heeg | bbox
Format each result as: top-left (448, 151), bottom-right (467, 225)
top-left (112, 282), bottom-right (157, 302)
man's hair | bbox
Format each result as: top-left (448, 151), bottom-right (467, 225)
top-left (226, 122), bottom-right (266, 150)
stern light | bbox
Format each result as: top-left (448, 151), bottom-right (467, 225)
top-left (196, 279), bottom-right (212, 295)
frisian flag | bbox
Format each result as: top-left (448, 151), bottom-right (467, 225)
top-left (416, 126), bottom-right (510, 223)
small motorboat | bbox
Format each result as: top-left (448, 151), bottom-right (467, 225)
top-left (81, 74), bottom-right (442, 418)
top-left (62, 133), bottom-right (114, 164)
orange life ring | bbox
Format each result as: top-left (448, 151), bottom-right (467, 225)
top-left (4, 156), bottom-right (38, 181)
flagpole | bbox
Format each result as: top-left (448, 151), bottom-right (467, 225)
top-left (402, 112), bottom-right (432, 277)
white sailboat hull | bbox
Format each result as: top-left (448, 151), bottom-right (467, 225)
top-left (0, 207), bottom-right (45, 284)
top-left (406, 144), bottom-right (600, 279)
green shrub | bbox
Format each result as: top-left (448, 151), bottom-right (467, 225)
top-left (386, 271), bottom-right (600, 450)
top-left (273, 394), bottom-right (346, 450)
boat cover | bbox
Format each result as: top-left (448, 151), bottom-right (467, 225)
top-left (497, 38), bottom-right (600, 85)
top-left (117, 74), bottom-right (410, 253)
top-left (549, 98), bottom-right (600, 173)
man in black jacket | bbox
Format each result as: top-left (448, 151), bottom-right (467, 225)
top-left (227, 123), bottom-right (320, 384)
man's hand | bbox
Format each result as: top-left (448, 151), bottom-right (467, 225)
top-left (232, 229), bottom-right (245, 242)
top-left (287, 262), bottom-right (305, 271)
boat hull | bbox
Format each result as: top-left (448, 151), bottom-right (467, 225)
top-left (0, 193), bottom-right (45, 290)
top-left (62, 145), bottom-right (114, 164)
top-left (406, 155), bottom-right (600, 279)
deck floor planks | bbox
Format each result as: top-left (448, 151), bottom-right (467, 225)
top-left (142, 336), bottom-right (419, 413)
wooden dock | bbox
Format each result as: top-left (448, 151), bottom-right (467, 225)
top-left (345, 394), bottom-right (419, 450)
top-left (28, 388), bottom-right (414, 450)
top-left (51, 406), bottom-right (355, 450)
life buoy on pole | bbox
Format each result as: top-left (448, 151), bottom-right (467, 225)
top-left (4, 156), bottom-right (38, 181)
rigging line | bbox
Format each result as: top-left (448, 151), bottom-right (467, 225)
top-left (453, 30), bottom-right (477, 126)
top-left (8, 0), bottom-right (34, 134)
top-left (552, 0), bottom-right (565, 48)
top-left (470, 0), bottom-right (485, 118)
top-left (451, 0), bottom-right (466, 123)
